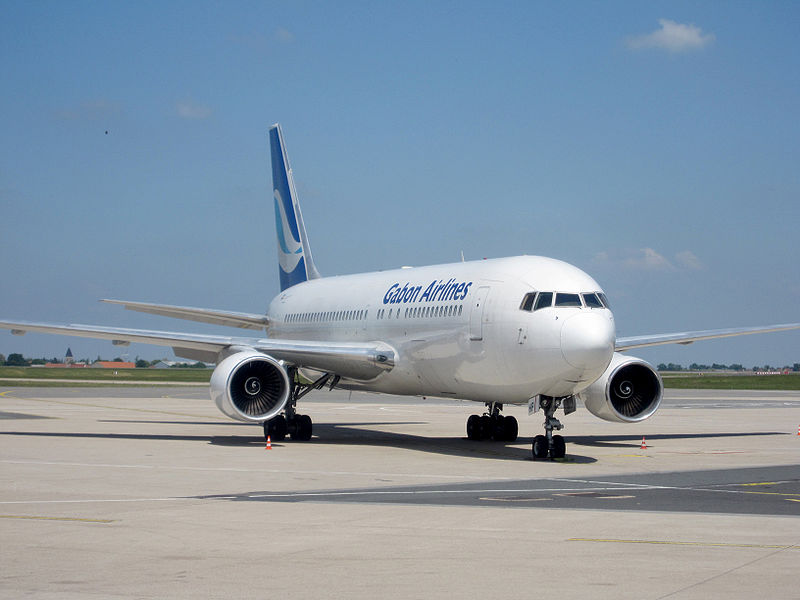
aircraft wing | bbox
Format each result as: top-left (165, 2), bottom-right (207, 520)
top-left (101, 299), bottom-right (269, 330)
top-left (616, 323), bottom-right (800, 351)
top-left (0, 320), bottom-right (394, 380)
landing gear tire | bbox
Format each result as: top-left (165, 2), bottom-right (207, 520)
top-left (466, 415), bottom-right (481, 440)
top-left (264, 415), bottom-right (288, 442)
top-left (551, 435), bottom-right (566, 459)
top-left (532, 435), bottom-right (549, 460)
top-left (478, 415), bottom-right (492, 440)
top-left (491, 415), bottom-right (518, 442)
top-left (289, 414), bottom-right (313, 441)
top-left (502, 415), bottom-right (518, 442)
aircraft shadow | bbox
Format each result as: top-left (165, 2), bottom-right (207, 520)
top-left (3, 426), bottom-right (779, 462)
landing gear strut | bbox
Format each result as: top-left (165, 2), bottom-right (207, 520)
top-left (466, 402), bottom-right (518, 442)
top-left (531, 395), bottom-right (574, 460)
top-left (262, 369), bottom-right (338, 442)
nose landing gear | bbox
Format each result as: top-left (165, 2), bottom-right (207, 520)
top-left (532, 395), bottom-right (574, 460)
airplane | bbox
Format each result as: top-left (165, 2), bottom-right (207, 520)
top-left (2, 124), bottom-right (798, 460)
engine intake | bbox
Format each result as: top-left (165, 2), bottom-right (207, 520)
top-left (578, 353), bottom-right (663, 423)
top-left (210, 351), bottom-right (290, 422)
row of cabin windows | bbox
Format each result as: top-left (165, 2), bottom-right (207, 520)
top-left (520, 291), bottom-right (610, 312)
top-left (377, 304), bottom-right (464, 320)
top-left (286, 309), bottom-right (367, 323)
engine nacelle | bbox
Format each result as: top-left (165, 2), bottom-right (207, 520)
top-left (210, 351), bottom-right (291, 422)
top-left (578, 352), bottom-right (663, 423)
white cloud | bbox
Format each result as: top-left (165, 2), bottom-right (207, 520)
top-left (593, 248), bottom-right (675, 271)
top-left (594, 247), bottom-right (706, 272)
top-left (176, 101), bottom-right (212, 120)
top-left (675, 250), bottom-right (703, 270)
top-left (627, 19), bottom-right (715, 53)
top-left (55, 98), bottom-right (121, 121)
top-left (274, 28), bottom-right (294, 43)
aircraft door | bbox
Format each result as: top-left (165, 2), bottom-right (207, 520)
top-left (469, 286), bottom-right (490, 341)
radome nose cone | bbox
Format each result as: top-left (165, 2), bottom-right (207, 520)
top-left (561, 312), bottom-right (615, 370)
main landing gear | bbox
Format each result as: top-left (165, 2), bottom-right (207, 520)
top-left (262, 370), bottom-right (339, 443)
top-left (531, 395), bottom-right (575, 460)
top-left (466, 402), bottom-right (518, 442)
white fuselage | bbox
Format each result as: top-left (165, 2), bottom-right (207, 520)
top-left (267, 255), bottom-right (616, 405)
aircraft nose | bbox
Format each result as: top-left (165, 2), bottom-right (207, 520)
top-left (560, 312), bottom-right (615, 371)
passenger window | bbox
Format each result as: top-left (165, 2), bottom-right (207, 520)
top-left (520, 293), bottom-right (536, 311)
top-left (555, 293), bottom-right (582, 307)
top-left (583, 293), bottom-right (603, 308)
top-left (533, 292), bottom-right (553, 311)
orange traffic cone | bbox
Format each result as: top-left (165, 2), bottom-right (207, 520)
top-left (640, 436), bottom-right (647, 449)
top-left (265, 435), bottom-right (272, 450)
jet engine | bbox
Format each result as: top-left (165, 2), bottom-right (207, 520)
top-left (210, 350), bottom-right (291, 422)
top-left (578, 353), bottom-right (663, 423)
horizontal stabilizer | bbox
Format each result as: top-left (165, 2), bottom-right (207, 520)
top-left (102, 299), bottom-right (269, 330)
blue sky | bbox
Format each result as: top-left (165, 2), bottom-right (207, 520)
top-left (1, 1), bottom-right (798, 366)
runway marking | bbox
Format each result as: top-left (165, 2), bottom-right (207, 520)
top-left (555, 492), bottom-right (635, 499)
top-left (480, 497), bottom-right (552, 503)
top-left (568, 538), bottom-right (800, 550)
top-left (739, 481), bottom-right (781, 486)
top-left (0, 514), bottom-right (114, 523)
top-left (217, 485), bottom-right (657, 500)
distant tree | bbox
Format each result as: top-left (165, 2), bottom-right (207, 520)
top-left (711, 363), bottom-right (727, 371)
top-left (30, 358), bottom-right (47, 365)
top-left (657, 363), bottom-right (667, 371)
top-left (729, 364), bottom-right (744, 371)
top-left (135, 359), bottom-right (149, 368)
top-left (189, 361), bottom-right (207, 369)
top-left (5, 353), bottom-right (28, 366)
top-left (112, 357), bottom-right (123, 362)
top-left (0, 353), bottom-right (5, 365)
top-left (794, 363), bottom-right (800, 372)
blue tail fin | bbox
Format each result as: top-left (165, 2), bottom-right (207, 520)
top-left (269, 124), bottom-right (321, 291)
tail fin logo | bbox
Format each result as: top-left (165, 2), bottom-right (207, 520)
top-left (274, 189), bottom-right (303, 274)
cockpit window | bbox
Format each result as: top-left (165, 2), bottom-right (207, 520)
top-left (520, 292), bottom-right (536, 312)
top-left (533, 291), bottom-right (553, 310)
top-left (554, 293), bottom-right (582, 307)
top-left (598, 292), bottom-right (610, 308)
top-left (582, 293), bottom-right (604, 309)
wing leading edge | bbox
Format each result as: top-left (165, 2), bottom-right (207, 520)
top-left (0, 320), bottom-right (394, 380)
top-left (616, 323), bottom-right (800, 352)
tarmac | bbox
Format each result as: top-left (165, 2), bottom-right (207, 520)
top-left (1, 386), bottom-right (798, 599)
